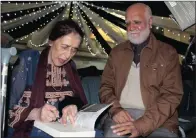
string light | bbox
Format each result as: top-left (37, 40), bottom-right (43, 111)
top-left (77, 2), bottom-right (108, 56)
top-left (15, 12), bottom-right (60, 45)
top-left (83, 2), bottom-right (125, 20)
top-left (26, 2), bottom-right (66, 48)
top-left (61, 2), bottom-right (71, 19)
top-left (81, 2), bottom-right (124, 45)
top-left (85, 3), bottom-right (171, 23)
top-left (5, 1), bottom-right (191, 49)
top-left (29, 39), bottom-right (48, 47)
top-left (79, 3), bottom-right (115, 53)
top-left (82, 1), bottom-right (125, 20)
top-left (3, 4), bottom-right (63, 32)
top-left (74, 2), bottom-right (98, 56)
top-left (2, 4), bottom-right (56, 24)
top-left (162, 27), bottom-right (191, 44)
top-left (84, 2), bottom-right (191, 45)
top-left (80, 3), bottom-right (115, 45)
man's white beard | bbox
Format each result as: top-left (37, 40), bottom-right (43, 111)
top-left (127, 27), bottom-right (150, 45)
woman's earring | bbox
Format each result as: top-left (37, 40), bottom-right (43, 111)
top-left (48, 40), bottom-right (53, 47)
top-left (49, 43), bottom-right (52, 47)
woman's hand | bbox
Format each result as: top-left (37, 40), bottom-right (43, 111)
top-left (39, 103), bottom-right (59, 123)
top-left (60, 105), bottom-right (78, 125)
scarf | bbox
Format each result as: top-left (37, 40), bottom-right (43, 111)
top-left (130, 34), bottom-right (150, 65)
top-left (13, 46), bottom-right (87, 138)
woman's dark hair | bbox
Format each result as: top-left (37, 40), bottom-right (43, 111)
top-left (49, 19), bottom-right (84, 42)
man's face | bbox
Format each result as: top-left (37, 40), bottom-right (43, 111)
top-left (49, 32), bottom-right (81, 67)
top-left (126, 6), bottom-right (151, 44)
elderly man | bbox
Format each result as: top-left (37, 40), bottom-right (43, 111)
top-left (100, 3), bottom-right (183, 138)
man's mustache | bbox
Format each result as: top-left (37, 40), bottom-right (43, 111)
top-left (128, 31), bottom-right (140, 34)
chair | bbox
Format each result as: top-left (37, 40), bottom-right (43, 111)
top-left (5, 50), bottom-right (40, 137)
top-left (81, 76), bottom-right (101, 104)
top-left (8, 50), bottom-right (40, 109)
top-left (178, 79), bottom-right (195, 138)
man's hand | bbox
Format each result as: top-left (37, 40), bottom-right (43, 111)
top-left (60, 105), bottom-right (78, 125)
top-left (111, 122), bottom-right (139, 138)
top-left (112, 110), bottom-right (134, 123)
top-left (39, 103), bottom-right (59, 123)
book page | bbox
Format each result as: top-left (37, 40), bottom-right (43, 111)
top-left (75, 103), bottom-right (112, 130)
top-left (34, 103), bottom-right (112, 137)
top-left (75, 112), bottom-right (96, 129)
top-left (165, 2), bottom-right (195, 30)
top-left (34, 121), bottom-right (95, 137)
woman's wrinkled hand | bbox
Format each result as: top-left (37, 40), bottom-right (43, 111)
top-left (60, 104), bottom-right (78, 125)
top-left (39, 103), bottom-right (59, 123)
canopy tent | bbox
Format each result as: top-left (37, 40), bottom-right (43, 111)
top-left (1, 1), bottom-right (195, 67)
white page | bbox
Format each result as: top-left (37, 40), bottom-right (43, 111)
top-left (75, 103), bottom-right (113, 129)
top-left (34, 121), bottom-right (95, 137)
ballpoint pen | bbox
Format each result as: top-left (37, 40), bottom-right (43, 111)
top-left (46, 100), bottom-right (72, 123)
top-left (46, 101), bottom-right (61, 122)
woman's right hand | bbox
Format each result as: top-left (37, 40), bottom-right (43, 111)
top-left (39, 103), bottom-right (59, 122)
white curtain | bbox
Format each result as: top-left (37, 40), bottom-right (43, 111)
top-left (79, 3), bottom-right (125, 44)
top-left (27, 2), bottom-right (67, 48)
top-left (75, 3), bottom-right (101, 56)
top-left (2, 4), bottom-right (62, 30)
top-left (1, 2), bottom-right (54, 13)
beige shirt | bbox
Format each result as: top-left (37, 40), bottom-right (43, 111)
top-left (120, 63), bottom-right (145, 110)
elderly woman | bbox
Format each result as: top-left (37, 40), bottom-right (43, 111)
top-left (7, 19), bottom-right (88, 138)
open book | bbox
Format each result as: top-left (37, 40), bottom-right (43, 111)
top-left (164, 2), bottom-right (195, 31)
top-left (34, 103), bottom-right (112, 137)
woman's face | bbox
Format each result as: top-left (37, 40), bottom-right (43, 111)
top-left (49, 32), bottom-right (81, 67)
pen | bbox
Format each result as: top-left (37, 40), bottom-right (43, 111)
top-left (46, 100), bottom-right (72, 124)
top-left (46, 101), bottom-right (61, 122)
